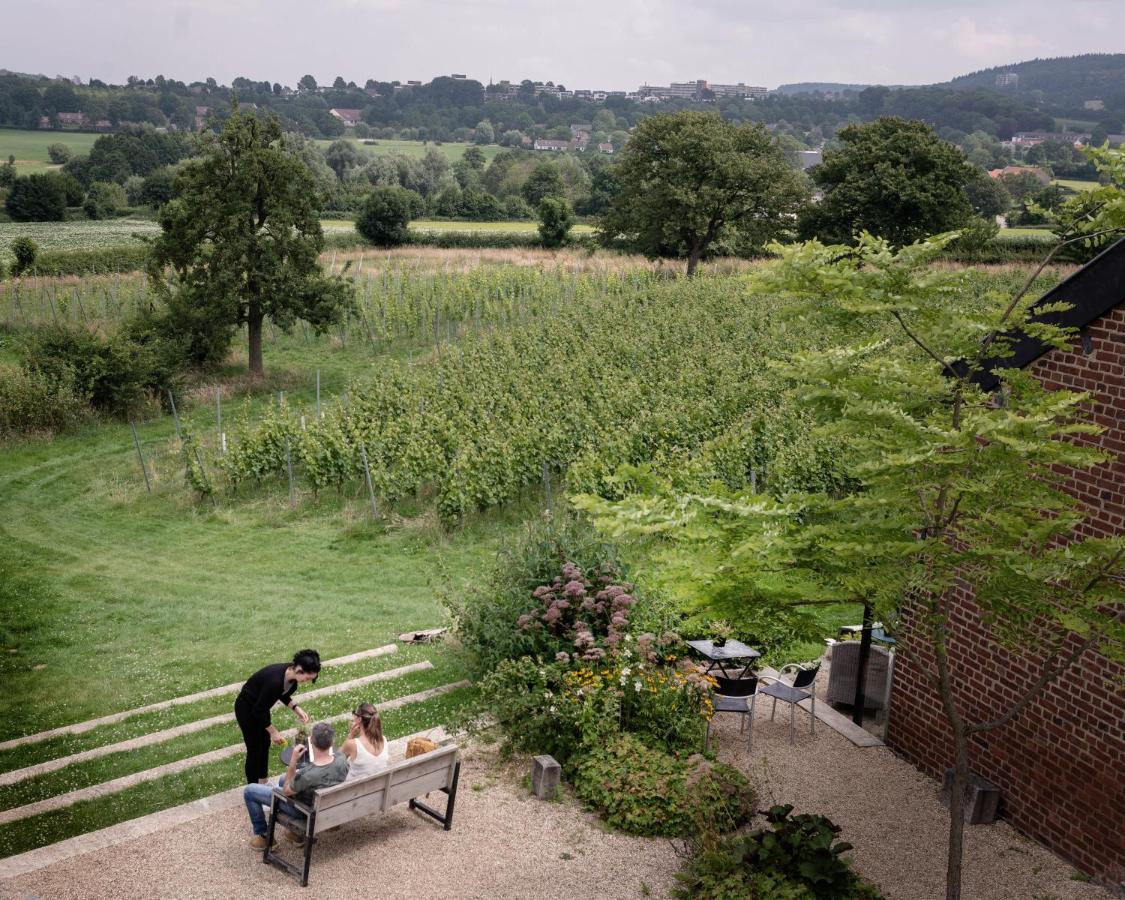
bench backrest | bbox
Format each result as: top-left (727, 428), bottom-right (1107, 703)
top-left (310, 744), bottom-right (459, 832)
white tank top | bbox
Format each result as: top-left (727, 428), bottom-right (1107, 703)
top-left (346, 736), bottom-right (389, 780)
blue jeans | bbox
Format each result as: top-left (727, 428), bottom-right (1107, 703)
top-left (243, 775), bottom-right (303, 837)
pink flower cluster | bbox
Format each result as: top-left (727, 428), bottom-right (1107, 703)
top-left (517, 561), bottom-right (637, 662)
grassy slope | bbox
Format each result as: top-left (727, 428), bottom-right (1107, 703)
top-left (0, 129), bottom-right (101, 174)
top-left (0, 329), bottom-right (517, 738)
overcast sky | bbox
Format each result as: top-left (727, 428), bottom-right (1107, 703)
top-left (9, 0), bottom-right (1124, 90)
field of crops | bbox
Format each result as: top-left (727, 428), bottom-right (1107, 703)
top-left (0, 219), bottom-right (159, 263)
top-left (0, 128), bottom-right (102, 174)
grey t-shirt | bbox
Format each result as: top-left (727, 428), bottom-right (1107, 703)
top-left (290, 751), bottom-right (349, 805)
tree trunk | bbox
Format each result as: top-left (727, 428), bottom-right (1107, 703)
top-left (686, 244), bottom-right (703, 277)
top-left (945, 716), bottom-right (969, 899)
top-left (248, 307), bottom-right (264, 376)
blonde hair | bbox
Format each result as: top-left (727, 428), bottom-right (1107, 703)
top-left (353, 703), bottom-right (384, 753)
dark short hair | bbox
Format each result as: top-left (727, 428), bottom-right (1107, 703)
top-left (311, 722), bottom-right (334, 751)
top-left (293, 649), bottom-right (321, 674)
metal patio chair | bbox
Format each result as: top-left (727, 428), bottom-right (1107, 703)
top-left (760, 663), bottom-right (821, 745)
top-left (705, 674), bottom-right (760, 752)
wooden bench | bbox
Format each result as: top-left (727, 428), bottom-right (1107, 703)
top-left (263, 744), bottom-right (461, 886)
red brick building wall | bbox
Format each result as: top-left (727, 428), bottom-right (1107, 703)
top-left (886, 306), bottom-right (1125, 886)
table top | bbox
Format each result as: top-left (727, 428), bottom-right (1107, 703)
top-left (278, 745), bottom-right (310, 768)
top-left (685, 638), bottom-right (761, 661)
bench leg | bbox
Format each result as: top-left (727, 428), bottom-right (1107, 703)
top-left (409, 762), bottom-right (461, 830)
top-left (264, 794), bottom-right (279, 865)
top-left (300, 813), bottom-right (317, 887)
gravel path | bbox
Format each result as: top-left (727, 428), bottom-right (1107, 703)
top-left (2, 702), bottom-right (1111, 900)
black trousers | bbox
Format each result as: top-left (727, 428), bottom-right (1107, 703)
top-left (235, 699), bottom-right (270, 783)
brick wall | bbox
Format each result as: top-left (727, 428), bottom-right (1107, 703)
top-left (886, 306), bottom-right (1125, 886)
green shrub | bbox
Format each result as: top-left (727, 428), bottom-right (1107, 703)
top-left (27, 245), bottom-right (149, 277)
top-left (538, 197), bottom-right (575, 248)
top-left (83, 181), bottom-right (128, 220)
top-left (21, 326), bottom-right (161, 417)
top-left (356, 186), bottom-right (421, 246)
top-left (448, 513), bottom-right (626, 675)
top-left (46, 143), bottom-right (72, 165)
top-left (0, 363), bottom-right (90, 438)
top-left (10, 237), bottom-right (39, 276)
top-left (5, 173), bottom-right (68, 221)
top-left (574, 734), bottom-right (755, 837)
top-left (674, 805), bottom-right (884, 900)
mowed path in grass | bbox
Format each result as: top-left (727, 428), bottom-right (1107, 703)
top-left (0, 344), bottom-right (513, 740)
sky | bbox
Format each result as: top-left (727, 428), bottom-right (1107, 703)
top-left (8, 0), bottom-right (1124, 91)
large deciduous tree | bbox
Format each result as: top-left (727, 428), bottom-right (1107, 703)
top-left (799, 117), bottom-right (977, 247)
top-left (147, 107), bottom-right (352, 375)
top-left (598, 111), bottom-right (809, 276)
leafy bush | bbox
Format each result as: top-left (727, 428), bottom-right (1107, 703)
top-left (0, 363), bottom-right (89, 438)
top-left (20, 325), bottom-right (167, 417)
top-left (448, 513), bottom-right (626, 675)
top-left (5, 173), bottom-right (67, 222)
top-left (574, 734), bottom-right (755, 837)
top-left (83, 181), bottom-right (128, 220)
top-left (10, 237), bottom-right (39, 276)
top-left (356, 186), bottom-right (421, 246)
top-left (674, 805), bottom-right (884, 900)
top-left (26, 245), bottom-right (150, 277)
top-left (538, 197), bottom-right (574, 248)
top-left (46, 143), bottom-right (72, 165)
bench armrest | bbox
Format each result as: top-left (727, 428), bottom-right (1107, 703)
top-left (271, 787), bottom-right (313, 816)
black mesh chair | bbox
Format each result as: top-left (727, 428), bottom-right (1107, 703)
top-left (705, 674), bottom-right (759, 752)
top-left (760, 663), bottom-right (821, 745)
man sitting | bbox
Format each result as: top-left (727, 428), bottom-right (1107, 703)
top-left (243, 721), bottom-right (350, 849)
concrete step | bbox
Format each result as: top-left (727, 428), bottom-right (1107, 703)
top-left (0, 660), bottom-right (435, 788)
top-left (0, 643), bottom-right (400, 752)
top-left (0, 681), bottom-right (469, 827)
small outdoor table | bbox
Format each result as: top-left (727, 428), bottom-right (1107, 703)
top-left (279, 745), bottom-right (311, 769)
top-left (685, 639), bottom-right (762, 679)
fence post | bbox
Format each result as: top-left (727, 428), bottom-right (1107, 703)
top-left (359, 442), bottom-right (378, 519)
top-left (168, 389), bottom-right (181, 439)
top-left (130, 421), bottom-right (152, 494)
top-left (542, 461), bottom-right (552, 514)
top-left (316, 369), bottom-right (321, 420)
top-left (285, 435), bottom-right (296, 510)
top-left (215, 387), bottom-right (223, 454)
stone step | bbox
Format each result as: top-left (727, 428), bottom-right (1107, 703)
top-left (0, 681), bottom-right (470, 827)
top-left (0, 660), bottom-right (435, 788)
top-left (0, 725), bottom-right (452, 881)
top-left (0, 643), bottom-right (400, 753)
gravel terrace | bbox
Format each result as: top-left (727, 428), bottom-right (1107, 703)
top-left (2, 695), bottom-right (1111, 900)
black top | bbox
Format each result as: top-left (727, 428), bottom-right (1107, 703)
top-left (235, 662), bottom-right (299, 727)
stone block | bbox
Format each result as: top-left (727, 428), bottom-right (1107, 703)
top-left (940, 769), bottom-right (1002, 824)
top-left (531, 755), bottom-right (561, 800)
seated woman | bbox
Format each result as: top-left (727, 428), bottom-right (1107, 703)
top-left (342, 703), bottom-right (389, 780)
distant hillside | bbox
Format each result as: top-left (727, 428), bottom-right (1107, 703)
top-left (947, 54), bottom-right (1125, 117)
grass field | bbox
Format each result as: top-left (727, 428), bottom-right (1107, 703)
top-left (0, 129), bottom-right (101, 174)
top-left (1053, 178), bottom-right (1100, 193)
top-left (999, 225), bottom-right (1055, 238)
top-left (410, 219), bottom-right (595, 234)
top-left (313, 137), bottom-right (504, 163)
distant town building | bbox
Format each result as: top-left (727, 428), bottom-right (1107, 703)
top-left (533, 139), bottom-right (569, 151)
top-left (329, 108), bottom-right (363, 126)
top-left (56, 111), bottom-right (85, 127)
top-left (796, 149), bottom-right (822, 169)
top-left (637, 80), bottom-right (766, 101)
top-left (988, 165), bottom-right (1051, 185)
top-left (597, 142), bottom-right (614, 153)
top-left (1084, 99), bottom-right (1105, 111)
top-left (995, 72), bottom-right (1019, 88)
top-left (450, 74), bottom-right (467, 80)
top-left (1008, 131), bottom-right (1091, 149)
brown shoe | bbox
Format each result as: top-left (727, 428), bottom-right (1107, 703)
top-left (249, 834), bottom-right (278, 851)
top-left (283, 828), bottom-right (305, 845)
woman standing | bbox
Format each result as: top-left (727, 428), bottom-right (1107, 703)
top-left (235, 649), bottom-right (320, 784)
top-left (342, 702), bottom-right (389, 780)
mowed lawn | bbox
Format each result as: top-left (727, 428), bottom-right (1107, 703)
top-left (1053, 178), bottom-right (1100, 193)
top-left (314, 137), bottom-right (505, 163)
top-left (0, 330), bottom-right (518, 739)
top-left (0, 128), bottom-right (101, 174)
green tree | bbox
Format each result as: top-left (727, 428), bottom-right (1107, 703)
top-left (46, 143), bottom-right (72, 164)
top-left (474, 120), bottom-right (495, 145)
top-left (461, 146), bottom-right (486, 170)
top-left (0, 155), bottom-right (15, 188)
top-left (5, 173), bottom-right (68, 221)
top-left (147, 108), bottom-right (352, 375)
top-left (521, 161), bottom-right (565, 207)
top-left (324, 138), bottom-right (365, 180)
top-left (298, 74), bottom-right (318, 92)
top-left (799, 117), bottom-right (977, 246)
top-left (537, 196), bottom-right (574, 247)
top-left (356, 185), bottom-right (419, 245)
top-left (598, 111), bottom-right (809, 275)
top-left (964, 173), bottom-right (1010, 218)
top-left (10, 237), bottom-right (39, 275)
top-left (83, 181), bottom-right (127, 219)
top-left (579, 231), bottom-right (1125, 900)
